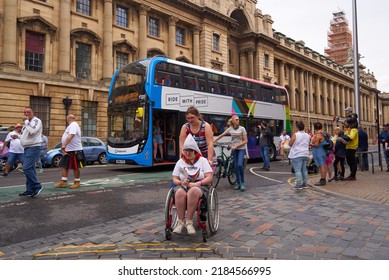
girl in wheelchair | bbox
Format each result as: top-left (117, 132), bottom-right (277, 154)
top-left (171, 134), bottom-right (213, 235)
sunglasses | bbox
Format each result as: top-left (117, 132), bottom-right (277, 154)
top-left (183, 149), bottom-right (195, 153)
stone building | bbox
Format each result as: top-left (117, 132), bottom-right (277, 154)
top-left (0, 0), bottom-right (388, 145)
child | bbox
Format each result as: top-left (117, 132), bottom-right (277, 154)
top-left (331, 129), bottom-right (347, 181)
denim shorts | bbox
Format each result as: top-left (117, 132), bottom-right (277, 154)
top-left (7, 152), bottom-right (24, 165)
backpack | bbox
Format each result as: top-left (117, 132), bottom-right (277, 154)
top-left (320, 133), bottom-right (334, 153)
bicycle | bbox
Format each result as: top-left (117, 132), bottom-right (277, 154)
top-left (213, 143), bottom-right (236, 188)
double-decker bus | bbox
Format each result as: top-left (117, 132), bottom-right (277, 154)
top-left (107, 57), bottom-right (291, 166)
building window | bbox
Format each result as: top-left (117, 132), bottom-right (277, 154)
top-left (149, 17), bottom-right (159, 37)
top-left (176, 27), bottom-right (185, 45)
top-left (212, 34), bottom-right (220, 51)
top-left (264, 53), bottom-right (269, 68)
top-left (82, 101), bottom-right (97, 136)
top-left (30, 96), bottom-right (50, 135)
top-left (116, 5), bottom-right (128, 27)
top-left (116, 51), bottom-right (128, 69)
top-left (77, 0), bottom-right (91, 16)
top-left (25, 31), bottom-right (44, 72)
top-left (76, 43), bottom-right (91, 79)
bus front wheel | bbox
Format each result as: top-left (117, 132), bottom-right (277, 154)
top-left (269, 144), bottom-right (277, 161)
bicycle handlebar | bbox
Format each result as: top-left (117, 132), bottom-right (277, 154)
top-left (214, 142), bottom-right (231, 150)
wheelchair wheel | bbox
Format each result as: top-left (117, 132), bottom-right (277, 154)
top-left (164, 187), bottom-right (177, 240)
top-left (213, 160), bottom-right (222, 188)
top-left (206, 186), bottom-right (219, 234)
top-left (227, 160), bottom-right (237, 185)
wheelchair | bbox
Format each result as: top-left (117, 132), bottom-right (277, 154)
top-left (164, 184), bottom-right (219, 242)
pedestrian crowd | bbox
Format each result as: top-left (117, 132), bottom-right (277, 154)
top-left (2, 104), bottom-right (389, 206)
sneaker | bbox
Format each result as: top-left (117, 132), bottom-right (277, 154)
top-left (344, 176), bottom-right (356, 181)
top-left (38, 169), bottom-right (43, 173)
top-left (302, 184), bottom-right (308, 189)
top-left (263, 167), bottom-right (270, 171)
top-left (292, 185), bottom-right (303, 190)
top-left (314, 179), bottom-right (326, 186)
top-left (240, 183), bottom-right (245, 191)
top-left (54, 180), bottom-right (68, 188)
top-left (233, 183), bottom-right (240, 190)
top-left (328, 176), bottom-right (337, 182)
top-left (19, 190), bottom-right (33, 197)
top-left (173, 220), bottom-right (185, 234)
top-left (31, 186), bottom-right (43, 198)
top-left (1, 172), bottom-right (8, 177)
top-left (185, 220), bottom-right (196, 235)
top-left (70, 181), bottom-right (81, 189)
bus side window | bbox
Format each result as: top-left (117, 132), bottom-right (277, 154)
top-left (164, 75), bottom-right (171, 86)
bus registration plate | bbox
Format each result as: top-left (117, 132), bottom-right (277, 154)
top-left (116, 160), bottom-right (125, 164)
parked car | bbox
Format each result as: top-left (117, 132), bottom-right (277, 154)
top-left (0, 127), bottom-right (8, 142)
top-left (42, 137), bottom-right (107, 167)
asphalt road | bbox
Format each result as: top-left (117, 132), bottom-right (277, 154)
top-left (0, 161), bottom-right (297, 247)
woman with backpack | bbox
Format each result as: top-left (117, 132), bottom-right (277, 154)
top-left (311, 122), bottom-right (328, 186)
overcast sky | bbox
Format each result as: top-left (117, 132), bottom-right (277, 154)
top-left (257, 0), bottom-right (389, 93)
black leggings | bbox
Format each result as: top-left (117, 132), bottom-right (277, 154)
top-left (333, 155), bottom-right (345, 177)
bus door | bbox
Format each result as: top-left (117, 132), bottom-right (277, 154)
top-left (162, 111), bottom-right (180, 163)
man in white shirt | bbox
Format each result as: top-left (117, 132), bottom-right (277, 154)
top-left (20, 107), bottom-right (43, 197)
top-left (54, 114), bottom-right (85, 189)
top-left (0, 123), bottom-right (24, 177)
top-left (279, 129), bottom-right (291, 164)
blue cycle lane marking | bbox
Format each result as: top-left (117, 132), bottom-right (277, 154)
top-left (0, 171), bottom-right (173, 203)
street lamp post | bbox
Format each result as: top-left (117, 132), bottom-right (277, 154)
top-left (62, 96), bottom-right (72, 127)
top-left (352, 0), bottom-right (360, 118)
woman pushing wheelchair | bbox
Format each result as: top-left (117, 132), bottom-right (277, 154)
top-left (171, 134), bottom-right (213, 235)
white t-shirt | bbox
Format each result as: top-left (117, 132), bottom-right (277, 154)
top-left (225, 126), bottom-right (247, 150)
top-left (172, 157), bottom-right (213, 182)
top-left (5, 131), bottom-right (24, 154)
top-left (61, 121), bottom-right (82, 151)
top-left (279, 134), bottom-right (291, 146)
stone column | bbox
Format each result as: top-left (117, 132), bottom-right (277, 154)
top-left (361, 94), bottom-right (365, 121)
top-left (1, 0), bottom-right (18, 67)
top-left (239, 50), bottom-right (247, 77)
top-left (57, 0), bottom-right (71, 74)
top-left (289, 65), bottom-right (296, 110)
top-left (370, 94), bottom-right (374, 122)
top-left (138, 4), bottom-right (150, 59)
top-left (299, 70), bottom-right (305, 112)
top-left (168, 16), bottom-right (178, 59)
top-left (323, 78), bottom-right (328, 115)
top-left (335, 83), bottom-right (340, 117)
top-left (278, 60), bottom-right (285, 86)
top-left (103, 0), bottom-right (113, 79)
top-left (315, 75), bottom-right (321, 114)
top-left (340, 85), bottom-right (345, 117)
top-left (192, 26), bottom-right (201, 65)
top-left (329, 80), bottom-right (334, 116)
top-left (351, 89), bottom-right (355, 113)
top-left (308, 72), bottom-right (314, 114)
top-left (247, 48), bottom-right (254, 79)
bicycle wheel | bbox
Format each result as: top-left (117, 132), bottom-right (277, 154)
top-left (227, 158), bottom-right (237, 185)
top-left (213, 157), bottom-right (222, 188)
